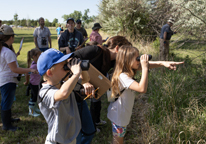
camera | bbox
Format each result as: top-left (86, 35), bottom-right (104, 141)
top-left (41, 37), bottom-right (47, 45)
top-left (136, 55), bottom-right (152, 61)
top-left (63, 59), bottom-right (90, 71)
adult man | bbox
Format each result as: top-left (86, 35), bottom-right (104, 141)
top-left (159, 18), bottom-right (176, 61)
top-left (33, 17), bottom-right (52, 52)
top-left (58, 18), bottom-right (84, 54)
top-left (0, 20), bottom-right (2, 27)
top-left (75, 19), bottom-right (88, 40)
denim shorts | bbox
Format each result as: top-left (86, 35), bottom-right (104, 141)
top-left (39, 48), bottom-right (49, 52)
top-left (112, 122), bottom-right (127, 137)
top-left (0, 83), bottom-right (16, 110)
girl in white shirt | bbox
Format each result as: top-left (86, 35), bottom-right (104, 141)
top-left (107, 45), bottom-right (184, 144)
top-left (0, 25), bottom-right (37, 132)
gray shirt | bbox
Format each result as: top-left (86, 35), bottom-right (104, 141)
top-left (38, 83), bottom-right (81, 144)
top-left (33, 26), bottom-right (51, 48)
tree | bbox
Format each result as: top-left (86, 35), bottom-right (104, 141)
top-left (52, 18), bottom-right (58, 27)
top-left (62, 10), bottom-right (82, 22)
top-left (14, 13), bottom-right (18, 26)
top-left (45, 19), bottom-right (50, 27)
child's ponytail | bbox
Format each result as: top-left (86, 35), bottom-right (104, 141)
top-left (27, 50), bottom-right (32, 68)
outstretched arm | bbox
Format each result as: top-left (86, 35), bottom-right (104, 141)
top-left (148, 61), bottom-right (184, 70)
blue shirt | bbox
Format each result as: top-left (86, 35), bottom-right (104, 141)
top-left (160, 24), bottom-right (174, 40)
top-left (56, 27), bottom-right (61, 35)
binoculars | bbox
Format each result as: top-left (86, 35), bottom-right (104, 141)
top-left (63, 59), bottom-right (90, 71)
top-left (136, 55), bottom-right (152, 61)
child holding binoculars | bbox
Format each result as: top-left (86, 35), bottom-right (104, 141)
top-left (107, 45), bottom-right (184, 144)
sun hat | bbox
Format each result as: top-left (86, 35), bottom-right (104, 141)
top-left (37, 48), bottom-right (73, 76)
top-left (168, 18), bottom-right (175, 24)
top-left (66, 18), bottom-right (75, 24)
top-left (0, 25), bottom-right (16, 35)
top-left (92, 23), bottom-right (102, 30)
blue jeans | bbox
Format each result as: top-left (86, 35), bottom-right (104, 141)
top-left (76, 100), bottom-right (95, 144)
top-left (0, 83), bottom-right (16, 110)
top-left (39, 48), bottom-right (49, 52)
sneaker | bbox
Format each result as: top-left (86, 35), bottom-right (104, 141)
top-left (29, 106), bottom-right (40, 117)
top-left (95, 119), bottom-right (107, 126)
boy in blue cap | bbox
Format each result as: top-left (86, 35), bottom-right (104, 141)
top-left (37, 48), bottom-right (90, 144)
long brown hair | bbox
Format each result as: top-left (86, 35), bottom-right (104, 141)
top-left (27, 48), bottom-right (41, 68)
top-left (111, 45), bottom-right (139, 98)
top-left (0, 34), bottom-right (14, 53)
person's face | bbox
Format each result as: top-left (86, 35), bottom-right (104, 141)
top-left (77, 23), bottom-right (81, 27)
top-left (39, 19), bottom-right (45, 27)
top-left (51, 61), bottom-right (68, 82)
top-left (0, 22), bottom-right (2, 27)
top-left (131, 53), bottom-right (140, 70)
top-left (32, 52), bottom-right (41, 63)
top-left (67, 20), bottom-right (75, 30)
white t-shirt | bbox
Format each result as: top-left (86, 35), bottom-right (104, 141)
top-left (107, 73), bottom-right (135, 126)
top-left (0, 47), bottom-right (19, 87)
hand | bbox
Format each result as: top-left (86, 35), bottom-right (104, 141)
top-left (30, 69), bottom-right (38, 74)
top-left (140, 54), bottom-right (149, 69)
top-left (83, 82), bottom-right (95, 97)
top-left (66, 47), bottom-right (71, 54)
top-left (163, 61), bottom-right (184, 70)
top-left (102, 40), bottom-right (106, 43)
top-left (67, 58), bottom-right (82, 76)
top-left (16, 51), bottom-right (20, 56)
top-left (24, 81), bottom-right (28, 85)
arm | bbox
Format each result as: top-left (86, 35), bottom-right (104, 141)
top-left (59, 46), bottom-right (71, 54)
top-left (48, 36), bottom-right (52, 48)
top-left (163, 31), bottom-right (167, 45)
top-left (34, 37), bottom-right (39, 49)
top-left (148, 61), bottom-right (184, 70)
top-left (24, 74), bottom-right (30, 85)
top-left (80, 71), bottom-right (90, 84)
top-left (53, 59), bottom-right (82, 102)
top-left (129, 54), bottom-right (149, 93)
top-left (8, 61), bottom-right (38, 74)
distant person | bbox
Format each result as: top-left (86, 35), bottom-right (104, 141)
top-left (33, 17), bottom-right (52, 52)
top-left (0, 25), bottom-right (38, 132)
top-left (159, 18), bottom-right (176, 61)
top-left (56, 24), bottom-right (62, 40)
top-left (75, 19), bottom-right (88, 41)
top-left (0, 20), bottom-right (2, 27)
top-left (24, 48), bottom-right (42, 117)
top-left (58, 18), bottom-right (84, 54)
top-left (37, 48), bottom-right (90, 144)
top-left (61, 26), bottom-right (64, 32)
top-left (90, 23), bottom-right (106, 45)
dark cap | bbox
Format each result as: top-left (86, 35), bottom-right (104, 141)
top-left (66, 18), bottom-right (75, 24)
top-left (76, 19), bottom-right (81, 24)
top-left (92, 23), bottom-right (102, 30)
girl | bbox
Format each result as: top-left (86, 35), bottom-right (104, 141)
top-left (0, 25), bottom-right (37, 131)
top-left (107, 45), bottom-right (183, 144)
top-left (24, 48), bottom-right (42, 117)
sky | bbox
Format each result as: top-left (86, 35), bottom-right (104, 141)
top-left (0, 0), bottom-right (100, 24)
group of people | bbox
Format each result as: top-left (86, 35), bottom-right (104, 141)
top-left (0, 16), bottom-right (183, 144)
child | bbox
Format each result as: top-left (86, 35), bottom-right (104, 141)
top-left (24, 48), bottom-right (42, 117)
top-left (37, 48), bottom-right (91, 144)
top-left (107, 45), bottom-right (183, 144)
top-left (0, 25), bottom-right (38, 132)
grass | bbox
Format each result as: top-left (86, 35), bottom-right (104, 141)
top-left (0, 28), bottom-right (206, 144)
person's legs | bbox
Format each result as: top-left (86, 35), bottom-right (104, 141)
top-left (165, 40), bottom-right (170, 61)
top-left (159, 38), bottom-right (165, 61)
top-left (111, 122), bottom-right (127, 144)
top-left (0, 83), bottom-right (20, 131)
top-left (39, 48), bottom-right (49, 52)
top-left (76, 100), bottom-right (95, 144)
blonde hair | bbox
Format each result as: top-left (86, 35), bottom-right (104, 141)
top-left (42, 65), bottom-right (56, 81)
top-left (111, 45), bottom-right (139, 98)
top-left (27, 48), bottom-right (41, 68)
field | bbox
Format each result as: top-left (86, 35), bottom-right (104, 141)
top-left (0, 28), bottom-right (206, 144)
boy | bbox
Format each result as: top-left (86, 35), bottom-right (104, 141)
top-left (37, 48), bottom-right (90, 144)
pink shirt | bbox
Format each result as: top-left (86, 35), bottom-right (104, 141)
top-left (90, 30), bottom-right (103, 45)
top-left (30, 61), bottom-right (41, 85)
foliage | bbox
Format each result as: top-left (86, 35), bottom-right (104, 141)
top-left (13, 13), bottom-right (18, 26)
top-left (98, 0), bottom-right (156, 40)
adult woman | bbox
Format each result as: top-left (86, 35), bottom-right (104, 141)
top-left (0, 25), bottom-right (37, 131)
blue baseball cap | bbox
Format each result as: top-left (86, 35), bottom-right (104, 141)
top-left (66, 18), bottom-right (75, 24)
top-left (37, 48), bottom-right (73, 76)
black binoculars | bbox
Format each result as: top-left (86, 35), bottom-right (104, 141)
top-left (63, 59), bottom-right (90, 71)
top-left (136, 55), bottom-right (152, 61)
